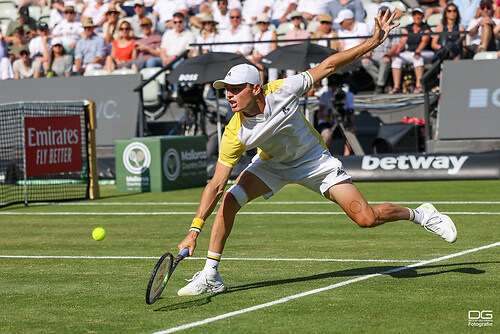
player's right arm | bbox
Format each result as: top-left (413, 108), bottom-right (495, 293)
top-left (178, 162), bottom-right (233, 256)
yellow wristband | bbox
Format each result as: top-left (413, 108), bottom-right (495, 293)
top-left (190, 218), bottom-right (205, 231)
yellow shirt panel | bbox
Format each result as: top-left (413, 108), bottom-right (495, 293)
top-left (218, 112), bottom-right (246, 168)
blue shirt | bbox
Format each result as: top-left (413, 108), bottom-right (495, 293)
top-left (74, 34), bottom-right (107, 66)
top-left (453, 0), bottom-right (482, 27)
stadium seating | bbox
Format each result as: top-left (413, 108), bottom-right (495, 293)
top-left (306, 19), bottom-right (320, 34)
top-left (395, 13), bottom-right (413, 27)
top-left (0, 3), bottom-right (17, 21)
top-left (1, 19), bottom-right (10, 34)
top-left (473, 51), bottom-right (499, 60)
top-left (83, 69), bottom-right (109, 76)
top-left (427, 13), bottom-right (441, 27)
top-left (112, 68), bottom-right (137, 75)
top-left (28, 5), bottom-right (41, 20)
top-left (140, 67), bottom-right (163, 107)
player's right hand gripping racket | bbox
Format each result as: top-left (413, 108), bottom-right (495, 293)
top-left (145, 248), bottom-right (189, 305)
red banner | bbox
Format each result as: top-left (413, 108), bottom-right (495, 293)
top-left (25, 116), bottom-right (83, 176)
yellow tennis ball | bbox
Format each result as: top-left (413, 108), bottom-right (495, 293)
top-left (92, 227), bottom-right (106, 241)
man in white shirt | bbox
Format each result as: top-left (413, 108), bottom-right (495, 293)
top-left (81, 0), bottom-right (108, 31)
top-left (269, 0), bottom-right (297, 27)
top-left (335, 9), bottom-right (370, 51)
top-left (152, 0), bottom-right (188, 34)
top-left (28, 22), bottom-right (52, 72)
top-left (466, 0), bottom-right (499, 53)
top-left (211, 0), bottom-right (232, 31)
top-left (241, 0), bottom-right (271, 25)
top-left (130, 0), bottom-right (157, 38)
top-left (296, 0), bottom-right (332, 21)
top-left (160, 12), bottom-right (194, 65)
top-left (51, 5), bottom-right (84, 53)
top-left (217, 8), bottom-right (253, 56)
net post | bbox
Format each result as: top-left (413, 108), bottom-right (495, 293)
top-left (86, 100), bottom-right (100, 200)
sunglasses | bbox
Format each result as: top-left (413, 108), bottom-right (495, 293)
top-left (230, 16), bottom-right (240, 19)
top-left (120, 27), bottom-right (130, 30)
top-left (320, 21), bottom-right (331, 24)
top-left (291, 16), bottom-right (301, 20)
top-left (203, 21), bottom-right (215, 24)
top-left (446, 9), bottom-right (458, 12)
top-left (481, 5), bottom-right (492, 9)
top-left (173, 20), bottom-right (183, 24)
top-left (64, 11), bottom-right (74, 14)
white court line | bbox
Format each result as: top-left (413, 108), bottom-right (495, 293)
top-left (31, 201), bottom-right (500, 206)
top-left (1, 211), bottom-right (499, 215)
top-left (0, 255), bottom-right (422, 263)
top-left (152, 241), bottom-right (500, 334)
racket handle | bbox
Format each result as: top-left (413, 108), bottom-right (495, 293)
top-left (178, 248), bottom-right (189, 259)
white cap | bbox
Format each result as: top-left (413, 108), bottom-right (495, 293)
top-left (334, 9), bottom-right (354, 23)
top-left (51, 37), bottom-right (63, 47)
top-left (213, 64), bottom-right (262, 89)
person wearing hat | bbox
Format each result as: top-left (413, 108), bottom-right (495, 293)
top-left (28, 22), bottom-right (52, 72)
top-left (175, 11), bottom-right (458, 297)
top-left (329, 0), bottom-right (367, 28)
top-left (74, 18), bottom-right (107, 74)
top-left (284, 10), bottom-right (310, 46)
top-left (81, 0), bottom-right (108, 31)
top-left (249, 13), bottom-right (278, 82)
top-left (311, 14), bottom-right (339, 50)
top-left (365, 0), bottom-right (404, 33)
top-left (129, 17), bottom-right (163, 69)
top-left (52, 5), bottom-right (84, 53)
top-left (335, 9), bottom-right (370, 51)
top-left (130, 0), bottom-right (157, 38)
top-left (5, 6), bottom-right (38, 40)
top-left (390, 7), bottom-right (433, 94)
top-left (102, 4), bottom-right (122, 44)
top-left (46, 38), bottom-right (73, 77)
top-left (193, 12), bottom-right (220, 55)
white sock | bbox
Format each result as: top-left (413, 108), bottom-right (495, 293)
top-left (408, 207), bottom-right (424, 224)
top-left (204, 251), bottom-right (221, 278)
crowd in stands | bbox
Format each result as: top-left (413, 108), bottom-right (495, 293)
top-left (1, 0), bottom-right (499, 94)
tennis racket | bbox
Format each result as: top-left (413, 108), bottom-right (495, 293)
top-left (145, 248), bottom-right (189, 305)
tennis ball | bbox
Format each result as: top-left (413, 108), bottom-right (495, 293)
top-left (92, 227), bottom-right (106, 241)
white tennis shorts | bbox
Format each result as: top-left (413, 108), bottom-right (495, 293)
top-left (244, 151), bottom-right (351, 200)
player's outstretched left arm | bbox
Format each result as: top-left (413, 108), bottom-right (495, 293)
top-left (308, 10), bottom-right (400, 84)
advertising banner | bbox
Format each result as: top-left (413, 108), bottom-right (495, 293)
top-left (339, 152), bottom-right (500, 181)
top-left (24, 116), bottom-right (82, 176)
top-left (115, 136), bottom-right (207, 192)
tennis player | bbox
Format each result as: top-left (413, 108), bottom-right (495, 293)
top-left (176, 11), bottom-right (457, 296)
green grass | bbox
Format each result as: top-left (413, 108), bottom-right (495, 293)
top-left (0, 180), bottom-right (499, 333)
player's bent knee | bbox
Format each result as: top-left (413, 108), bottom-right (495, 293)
top-left (226, 184), bottom-right (248, 208)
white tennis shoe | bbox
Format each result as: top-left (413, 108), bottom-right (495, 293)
top-left (177, 270), bottom-right (226, 296)
top-left (416, 203), bottom-right (457, 243)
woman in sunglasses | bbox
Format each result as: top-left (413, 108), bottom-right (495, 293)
top-left (105, 21), bottom-right (137, 73)
top-left (431, 3), bottom-right (465, 59)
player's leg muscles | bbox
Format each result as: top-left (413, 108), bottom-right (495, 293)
top-left (209, 171), bottom-right (271, 253)
top-left (324, 180), bottom-right (410, 227)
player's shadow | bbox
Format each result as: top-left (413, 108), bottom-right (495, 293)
top-left (154, 261), bottom-right (495, 312)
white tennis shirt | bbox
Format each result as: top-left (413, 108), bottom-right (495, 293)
top-left (218, 71), bottom-right (328, 170)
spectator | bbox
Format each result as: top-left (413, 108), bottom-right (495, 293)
top-left (269, 0), bottom-right (297, 27)
top-left (45, 38), bottom-right (73, 77)
top-left (422, 0), bottom-right (448, 21)
top-left (335, 9), bottom-right (370, 51)
top-left (13, 50), bottom-right (43, 79)
top-left (431, 3), bottom-right (465, 60)
top-left (329, 0), bottom-right (367, 30)
top-left (102, 4), bottom-right (122, 44)
top-left (152, 0), bottom-right (188, 34)
top-left (130, 17), bottom-right (163, 70)
top-left (365, 0), bottom-right (404, 32)
top-left (186, 0), bottom-right (210, 15)
top-left (361, 7), bottom-right (401, 93)
top-left (311, 14), bottom-right (339, 50)
top-left (296, 0), bottom-right (332, 21)
top-left (28, 22), bottom-right (52, 72)
top-left (241, 0), bottom-right (271, 25)
top-left (5, 6), bottom-right (38, 41)
top-left (466, 0), bottom-right (499, 54)
top-left (495, 0), bottom-right (500, 18)
top-left (193, 13), bottom-right (220, 55)
top-left (390, 7), bottom-right (434, 94)
top-left (52, 5), bottom-right (84, 54)
top-left (248, 13), bottom-right (278, 82)
top-left (453, 0), bottom-right (482, 28)
top-left (283, 10), bottom-right (310, 45)
top-left (81, 0), bottom-right (108, 31)
top-left (212, 0), bottom-right (232, 31)
top-left (105, 21), bottom-right (137, 73)
top-left (130, 0), bottom-right (158, 38)
top-left (74, 18), bottom-right (107, 74)
top-left (217, 9), bottom-right (253, 56)
top-left (0, 31), bottom-right (14, 80)
top-left (9, 27), bottom-right (30, 59)
top-left (160, 12), bottom-right (194, 66)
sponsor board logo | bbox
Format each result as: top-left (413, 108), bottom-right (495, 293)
top-left (178, 74), bottom-right (199, 82)
top-left (469, 88), bottom-right (500, 108)
top-left (122, 142), bottom-right (151, 175)
top-left (163, 148), bottom-right (207, 181)
top-left (361, 155), bottom-right (469, 175)
top-left (468, 310), bottom-right (493, 327)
